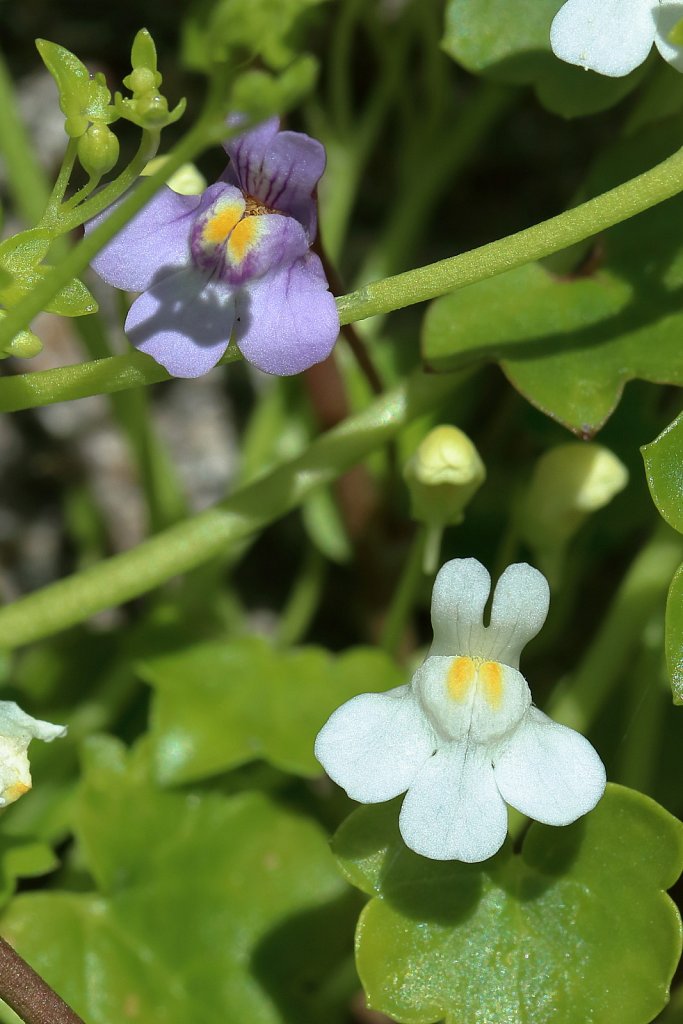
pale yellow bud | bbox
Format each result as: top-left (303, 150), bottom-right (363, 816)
top-left (141, 156), bottom-right (207, 196)
top-left (405, 425), bottom-right (486, 530)
top-left (522, 443), bottom-right (628, 550)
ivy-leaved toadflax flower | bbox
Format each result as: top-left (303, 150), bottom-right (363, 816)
top-left (315, 558), bottom-right (606, 863)
top-left (550, 0), bottom-right (683, 78)
top-left (87, 118), bottom-right (340, 377)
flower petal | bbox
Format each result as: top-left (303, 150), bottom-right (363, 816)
top-left (654, 2), bottom-right (683, 71)
top-left (483, 563), bottom-right (550, 670)
top-left (314, 685), bottom-right (436, 803)
top-left (235, 252), bottom-right (339, 375)
top-left (125, 267), bottom-right (235, 378)
top-left (493, 706), bottom-right (606, 826)
top-left (224, 118), bottom-right (326, 238)
top-left (550, 0), bottom-right (656, 77)
top-left (428, 558), bottom-right (491, 658)
top-left (223, 213), bottom-right (309, 285)
top-left (87, 184), bottom-right (202, 292)
top-left (399, 743), bottom-right (508, 862)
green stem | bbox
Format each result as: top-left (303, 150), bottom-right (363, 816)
top-left (44, 140), bottom-right (79, 222)
top-left (275, 547), bottom-right (326, 647)
top-left (336, 142), bottom-right (683, 325)
top-left (0, 346), bottom-right (240, 413)
top-left (0, 49), bottom-right (51, 224)
top-left (0, 371), bottom-right (462, 649)
top-left (74, 311), bottom-right (187, 532)
top-left (0, 118), bottom-right (220, 350)
top-left (356, 81), bottom-right (514, 287)
top-left (58, 128), bottom-right (159, 232)
top-left (618, 616), bottom-right (667, 793)
top-left (545, 524), bottom-right (683, 733)
top-left (5, 132), bottom-right (683, 413)
top-left (380, 527), bottom-right (427, 656)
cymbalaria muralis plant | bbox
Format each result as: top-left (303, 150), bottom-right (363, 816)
top-left (0, 3), bottom-right (682, 1024)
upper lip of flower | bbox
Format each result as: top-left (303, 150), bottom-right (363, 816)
top-left (314, 557), bottom-right (606, 863)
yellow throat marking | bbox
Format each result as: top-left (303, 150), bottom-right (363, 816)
top-left (227, 216), bottom-right (261, 263)
top-left (447, 656), bottom-right (503, 710)
top-left (202, 199), bottom-right (245, 246)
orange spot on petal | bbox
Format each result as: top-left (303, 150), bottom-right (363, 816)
top-left (227, 216), bottom-right (261, 263)
top-left (447, 656), bottom-right (475, 701)
top-left (480, 661), bottom-right (503, 709)
top-left (202, 200), bottom-right (244, 245)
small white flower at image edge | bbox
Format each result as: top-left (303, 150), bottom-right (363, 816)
top-left (549, 0), bottom-right (683, 79)
top-left (0, 702), bottom-right (67, 807)
top-left (314, 558), bottom-right (606, 863)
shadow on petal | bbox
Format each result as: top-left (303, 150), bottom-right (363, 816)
top-left (126, 266), bottom-right (237, 378)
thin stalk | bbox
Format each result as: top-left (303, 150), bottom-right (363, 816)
top-left (546, 523), bottom-right (683, 733)
top-left (336, 142), bottom-right (683, 325)
top-left (275, 547), bottom-right (326, 648)
top-left (0, 50), bottom-right (51, 224)
top-left (0, 371), bottom-right (462, 649)
top-left (0, 346), bottom-right (241, 413)
top-left (380, 527), bottom-right (427, 656)
top-left (0, 118), bottom-right (221, 349)
top-left (0, 936), bottom-right (84, 1024)
top-left (356, 81), bottom-right (515, 287)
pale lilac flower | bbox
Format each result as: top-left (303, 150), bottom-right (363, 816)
top-left (550, 0), bottom-right (683, 78)
top-left (315, 558), bottom-right (606, 863)
top-left (87, 118), bottom-right (339, 377)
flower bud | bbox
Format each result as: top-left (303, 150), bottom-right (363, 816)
top-left (521, 443), bottom-right (628, 552)
top-left (2, 328), bottom-right (43, 359)
top-left (141, 156), bottom-right (206, 195)
top-left (0, 702), bottom-right (66, 807)
top-left (404, 425), bottom-right (486, 528)
top-left (77, 123), bottom-right (120, 178)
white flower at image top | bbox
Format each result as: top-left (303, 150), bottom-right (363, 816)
top-left (315, 559), bottom-right (606, 863)
top-left (550, 0), bottom-right (683, 78)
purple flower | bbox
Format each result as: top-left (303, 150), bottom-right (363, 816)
top-left (86, 118), bottom-right (340, 378)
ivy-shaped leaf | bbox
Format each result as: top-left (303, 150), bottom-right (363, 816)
top-left (0, 835), bottom-right (58, 910)
top-left (36, 39), bottom-right (115, 136)
top-left (334, 785), bottom-right (683, 1024)
top-left (0, 738), bottom-right (355, 1024)
top-left (643, 410), bottom-right (683, 534)
top-left (642, 410), bottom-right (683, 701)
top-left (423, 194), bottom-right (683, 434)
top-left (138, 637), bottom-right (402, 784)
top-left (441, 0), bottom-right (645, 118)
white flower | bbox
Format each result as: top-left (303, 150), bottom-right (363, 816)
top-left (0, 702), bottom-right (66, 807)
top-left (550, 0), bottom-right (683, 78)
top-left (315, 559), bottom-right (606, 863)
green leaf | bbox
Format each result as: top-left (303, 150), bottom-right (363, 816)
top-left (182, 0), bottom-right (327, 72)
top-left (441, 0), bottom-right (644, 118)
top-left (302, 488), bottom-right (352, 563)
top-left (0, 835), bottom-right (58, 910)
top-left (36, 39), bottom-right (114, 136)
top-left (0, 738), bottom-right (355, 1024)
top-left (422, 204), bottom-right (683, 433)
top-left (138, 637), bottom-right (402, 785)
top-left (334, 785), bottom-right (683, 1024)
top-left (667, 564), bottom-right (683, 704)
top-left (642, 410), bottom-right (683, 534)
top-left (130, 28), bottom-right (158, 73)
